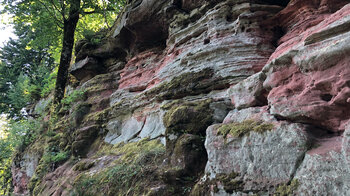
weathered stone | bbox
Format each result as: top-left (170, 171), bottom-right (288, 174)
top-left (209, 100), bottom-right (232, 123)
top-left (13, 0), bottom-right (350, 195)
top-left (70, 57), bottom-right (105, 82)
top-left (12, 152), bottom-right (40, 195)
top-left (139, 112), bottom-right (166, 139)
top-left (33, 96), bottom-right (52, 116)
top-left (264, 5), bottom-right (350, 132)
top-left (205, 107), bottom-right (310, 193)
top-left (106, 116), bottom-right (145, 144)
top-left (168, 134), bottom-right (207, 179)
top-left (72, 125), bottom-right (99, 157)
top-left (294, 148), bottom-right (350, 195)
top-left (104, 119), bottom-right (122, 143)
top-left (163, 99), bottom-right (213, 136)
top-left (113, 0), bottom-right (170, 54)
top-left (75, 37), bottom-right (127, 62)
top-left (343, 124), bottom-right (350, 166)
top-left (228, 72), bottom-right (267, 109)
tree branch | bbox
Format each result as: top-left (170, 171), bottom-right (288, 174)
top-left (49, 0), bottom-right (65, 19)
top-left (81, 8), bottom-right (116, 16)
top-left (37, 0), bottom-right (64, 28)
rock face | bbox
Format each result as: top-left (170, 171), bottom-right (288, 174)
top-left (12, 0), bottom-right (350, 195)
top-left (205, 107), bottom-right (310, 194)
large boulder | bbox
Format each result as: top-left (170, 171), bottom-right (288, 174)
top-left (205, 107), bottom-right (311, 194)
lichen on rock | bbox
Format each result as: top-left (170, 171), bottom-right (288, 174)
top-left (274, 179), bottom-right (299, 196)
top-left (9, 0), bottom-right (350, 195)
top-left (216, 119), bottom-right (274, 138)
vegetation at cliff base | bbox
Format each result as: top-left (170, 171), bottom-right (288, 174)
top-left (0, 0), bottom-right (126, 194)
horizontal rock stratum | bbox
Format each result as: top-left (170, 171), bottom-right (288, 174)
top-left (12, 0), bottom-right (350, 195)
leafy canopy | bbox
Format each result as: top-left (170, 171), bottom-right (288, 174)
top-left (1, 0), bottom-right (126, 60)
top-left (0, 0), bottom-right (126, 115)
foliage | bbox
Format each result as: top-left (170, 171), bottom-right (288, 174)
top-left (29, 131), bottom-right (71, 194)
top-left (6, 74), bottom-right (31, 114)
top-left (81, 29), bottom-right (106, 45)
top-left (0, 0), bottom-right (127, 194)
top-left (0, 115), bottom-right (11, 195)
top-left (73, 139), bottom-right (166, 196)
top-left (0, 157), bottom-right (12, 195)
top-left (0, 116), bottom-right (41, 194)
top-left (1, 0), bottom-right (126, 104)
top-left (60, 88), bottom-right (86, 111)
top-left (40, 68), bottom-right (58, 98)
top-left (7, 118), bottom-right (41, 150)
top-left (41, 150), bottom-right (69, 166)
top-left (0, 25), bottom-right (55, 117)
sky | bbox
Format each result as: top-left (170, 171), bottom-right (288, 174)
top-left (0, 24), bottom-right (14, 47)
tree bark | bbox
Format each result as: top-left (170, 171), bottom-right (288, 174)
top-left (53, 0), bottom-right (81, 104)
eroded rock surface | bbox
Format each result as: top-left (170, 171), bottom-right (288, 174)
top-left (205, 107), bottom-right (310, 194)
top-left (12, 0), bottom-right (350, 195)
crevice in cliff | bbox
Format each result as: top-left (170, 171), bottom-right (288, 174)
top-left (288, 123), bottom-right (343, 184)
top-left (271, 26), bottom-right (286, 48)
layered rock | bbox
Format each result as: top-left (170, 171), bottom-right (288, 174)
top-left (213, 0), bottom-right (350, 195)
top-left (11, 0), bottom-right (350, 195)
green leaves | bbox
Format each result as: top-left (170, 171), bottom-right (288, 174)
top-left (0, 117), bottom-right (41, 194)
top-left (0, 26), bottom-right (55, 116)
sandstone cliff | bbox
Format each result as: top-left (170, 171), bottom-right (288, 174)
top-left (12, 0), bottom-right (350, 195)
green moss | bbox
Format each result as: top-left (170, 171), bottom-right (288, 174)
top-left (216, 172), bottom-right (243, 194)
top-left (73, 161), bottom-right (95, 171)
top-left (83, 107), bottom-right (111, 124)
top-left (146, 68), bottom-right (214, 100)
top-left (95, 138), bottom-right (165, 163)
top-left (163, 99), bottom-right (213, 135)
top-left (164, 105), bottom-right (189, 128)
top-left (60, 89), bottom-right (87, 112)
top-left (82, 29), bottom-right (107, 46)
top-left (189, 182), bottom-right (211, 196)
top-left (190, 172), bottom-right (243, 195)
top-left (73, 163), bottom-right (142, 196)
top-left (71, 103), bottom-right (91, 126)
top-left (72, 139), bottom-right (166, 196)
top-left (217, 120), bottom-right (274, 138)
top-left (274, 179), bottom-right (299, 196)
top-left (28, 130), bottom-right (71, 193)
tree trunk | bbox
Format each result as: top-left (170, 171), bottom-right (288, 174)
top-left (53, 0), bottom-right (81, 104)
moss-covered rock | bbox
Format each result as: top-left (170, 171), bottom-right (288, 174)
top-left (27, 130), bottom-right (71, 194)
top-left (73, 161), bottom-right (95, 171)
top-left (72, 125), bottom-right (99, 157)
top-left (146, 68), bottom-right (230, 100)
top-left (71, 102), bottom-right (91, 127)
top-left (189, 180), bottom-right (212, 196)
top-left (216, 172), bottom-right (244, 194)
top-left (189, 172), bottom-right (244, 195)
top-left (161, 134), bottom-right (207, 186)
top-left (217, 119), bottom-right (274, 138)
top-left (72, 139), bottom-right (166, 196)
top-left (163, 99), bottom-right (213, 136)
top-left (172, 134), bottom-right (207, 176)
top-left (163, 99), bottom-right (213, 163)
top-left (274, 179), bottom-right (299, 196)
